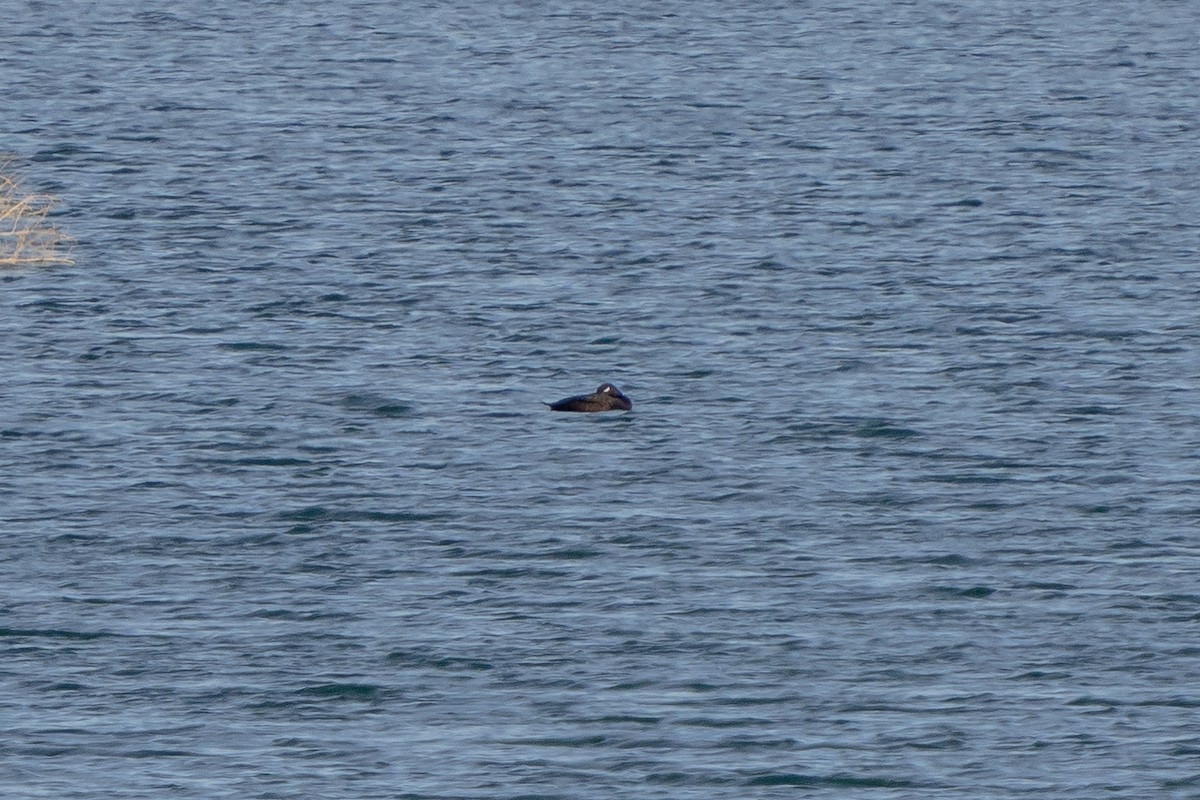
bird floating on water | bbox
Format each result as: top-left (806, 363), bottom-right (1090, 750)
top-left (545, 383), bottom-right (633, 412)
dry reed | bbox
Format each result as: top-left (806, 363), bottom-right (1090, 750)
top-left (1, 158), bottom-right (73, 265)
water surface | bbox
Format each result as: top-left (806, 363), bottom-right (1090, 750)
top-left (3, 1), bottom-right (1200, 798)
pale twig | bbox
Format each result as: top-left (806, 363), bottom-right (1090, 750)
top-left (0, 158), bottom-right (74, 265)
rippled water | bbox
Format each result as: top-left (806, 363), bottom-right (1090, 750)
top-left (3, 2), bottom-right (1200, 798)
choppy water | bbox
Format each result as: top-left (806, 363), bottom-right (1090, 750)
top-left (4, 1), bottom-right (1200, 798)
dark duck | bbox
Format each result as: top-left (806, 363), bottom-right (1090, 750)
top-left (546, 383), bottom-right (633, 413)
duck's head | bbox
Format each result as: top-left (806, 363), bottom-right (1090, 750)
top-left (595, 383), bottom-right (632, 409)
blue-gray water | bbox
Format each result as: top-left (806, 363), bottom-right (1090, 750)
top-left (3, 2), bottom-right (1200, 798)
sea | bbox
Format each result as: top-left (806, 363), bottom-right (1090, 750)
top-left (3, 1), bottom-right (1199, 798)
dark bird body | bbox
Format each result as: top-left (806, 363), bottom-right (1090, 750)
top-left (546, 383), bottom-right (632, 412)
